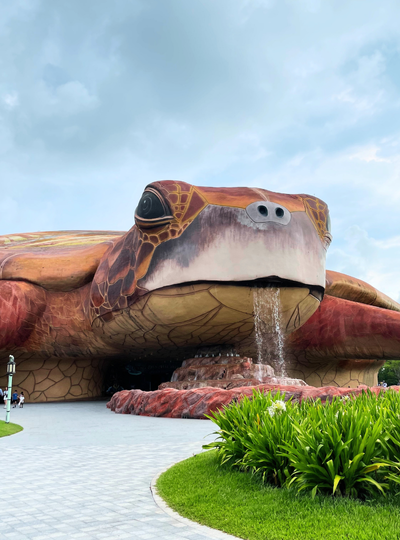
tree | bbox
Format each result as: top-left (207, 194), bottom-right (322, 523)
top-left (378, 360), bottom-right (400, 386)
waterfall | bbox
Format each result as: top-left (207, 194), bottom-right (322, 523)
top-left (253, 287), bottom-right (286, 377)
top-left (254, 361), bottom-right (264, 382)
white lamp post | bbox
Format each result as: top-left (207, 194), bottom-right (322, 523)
top-left (5, 355), bottom-right (16, 424)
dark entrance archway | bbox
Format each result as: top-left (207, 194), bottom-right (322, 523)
top-left (102, 355), bottom-right (182, 396)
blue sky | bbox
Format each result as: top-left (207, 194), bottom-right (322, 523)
top-left (1, 0), bottom-right (399, 301)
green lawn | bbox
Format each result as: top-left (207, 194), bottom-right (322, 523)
top-left (156, 450), bottom-right (400, 540)
top-left (0, 420), bottom-right (23, 438)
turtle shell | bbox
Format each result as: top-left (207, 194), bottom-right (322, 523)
top-left (325, 270), bottom-right (400, 312)
top-left (0, 230), bottom-right (125, 292)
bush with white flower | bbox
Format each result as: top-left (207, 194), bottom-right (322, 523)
top-left (204, 389), bottom-right (400, 499)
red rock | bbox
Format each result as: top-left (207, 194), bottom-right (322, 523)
top-left (107, 385), bottom-right (400, 419)
top-left (160, 356), bottom-right (306, 391)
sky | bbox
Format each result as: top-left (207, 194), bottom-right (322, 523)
top-left (0, 0), bottom-right (400, 301)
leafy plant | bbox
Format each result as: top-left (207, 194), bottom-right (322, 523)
top-left (377, 390), bottom-right (400, 488)
top-left (204, 390), bottom-right (294, 486)
top-left (282, 394), bottom-right (388, 498)
top-left (204, 389), bottom-right (400, 498)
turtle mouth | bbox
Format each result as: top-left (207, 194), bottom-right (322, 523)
top-left (247, 276), bottom-right (324, 302)
top-left (163, 276), bottom-right (324, 303)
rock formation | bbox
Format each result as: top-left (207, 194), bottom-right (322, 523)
top-left (107, 384), bottom-right (400, 420)
top-left (159, 355), bottom-right (306, 390)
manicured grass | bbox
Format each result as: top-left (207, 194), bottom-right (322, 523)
top-left (0, 420), bottom-right (23, 438)
top-left (156, 450), bottom-right (400, 540)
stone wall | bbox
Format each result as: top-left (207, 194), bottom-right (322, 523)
top-left (0, 357), bottom-right (104, 402)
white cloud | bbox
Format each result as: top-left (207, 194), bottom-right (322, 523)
top-left (334, 88), bottom-right (385, 113)
top-left (348, 145), bottom-right (393, 163)
top-left (34, 81), bottom-right (99, 117)
top-left (2, 93), bottom-right (19, 109)
top-left (378, 236), bottom-right (400, 249)
top-left (328, 226), bottom-right (400, 302)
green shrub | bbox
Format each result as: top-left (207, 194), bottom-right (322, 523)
top-left (205, 391), bottom-right (295, 486)
top-left (379, 390), bottom-right (400, 485)
top-left (282, 393), bottom-right (388, 498)
top-left (204, 389), bottom-right (400, 499)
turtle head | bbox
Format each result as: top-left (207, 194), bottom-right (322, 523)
top-left (136, 181), bottom-right (331, 296)
top-left (91, 180), bottom-right (331, 336)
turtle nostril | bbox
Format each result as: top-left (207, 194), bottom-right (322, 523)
top-left (258, 205), bottom-right (268, 217)
top-left (275, 207), bottom-right (284, 218)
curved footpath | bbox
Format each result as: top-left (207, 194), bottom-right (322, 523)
top-left (0, 401), bottom-right (238, 540)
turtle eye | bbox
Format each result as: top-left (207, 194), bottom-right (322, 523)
top-left (327, 213), bottom-right (331, 233)
top-left (135, 188), bottom-right (172, 229)
top-left (136, 191), bottom-right (165, 219)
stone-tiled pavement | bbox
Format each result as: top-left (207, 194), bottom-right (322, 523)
top-left (0, 401), bottom-right (237, 540)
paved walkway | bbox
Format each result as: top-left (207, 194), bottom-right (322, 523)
top-left (0, 401), bottom-right (234, 540)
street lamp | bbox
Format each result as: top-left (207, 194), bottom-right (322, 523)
top-left (5, 355), bottom-right (16, 424)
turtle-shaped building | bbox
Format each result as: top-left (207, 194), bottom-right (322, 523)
top-left (0, 181), bottom-right (399, 402)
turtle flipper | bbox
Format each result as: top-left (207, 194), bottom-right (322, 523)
top-left (325, 270), bottom-right (400, 312)
top-left (0, 281), bottom-right (46, 352)
top-left (286, 295), bottom-right (400, 387)
top-left (289, 295), bottom-right (400, 360)
top-left (0, 230), bottom-right (124, 292)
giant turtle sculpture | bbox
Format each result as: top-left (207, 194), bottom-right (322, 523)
top-left (0, 180), bottom-right (399, 402)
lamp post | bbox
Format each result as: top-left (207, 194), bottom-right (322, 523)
top-left (5, 355), bottom-right (16, 424)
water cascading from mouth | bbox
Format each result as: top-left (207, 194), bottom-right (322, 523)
top-left (254, 361), bottom-right (264, 382)
top-left (253, 286), bottom-right (286, 377)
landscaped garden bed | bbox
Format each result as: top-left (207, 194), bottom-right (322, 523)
top-left (156, 390), bottom-right (400, 540)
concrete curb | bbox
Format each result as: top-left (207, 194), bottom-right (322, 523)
top-left (150, 457), bottom-right (243, 540)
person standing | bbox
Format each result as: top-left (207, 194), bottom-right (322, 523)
top-left (12, 390), bottom-right (18, 408)
top-left (0, 387), bottom-right (3, 405)
top-left (3, 389), bottom-right (8, 409)
top-left (18, 392), bottom-right (24, 408)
